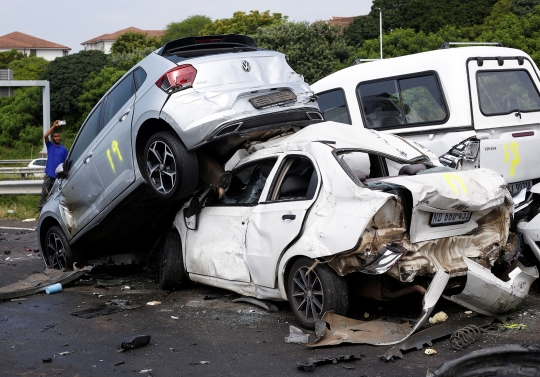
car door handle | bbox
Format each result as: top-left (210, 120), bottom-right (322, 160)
top-left (282, 214), bottom-right (296, 220)
top-left (84, 153), bottom-right (93, 164)
top-left (118, 108), bottom-right (131, 122)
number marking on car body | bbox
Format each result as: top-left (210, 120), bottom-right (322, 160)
top-left (504, 142), bottom-right (520, 177)
top-left (107, 140), bottom-right (123, 173)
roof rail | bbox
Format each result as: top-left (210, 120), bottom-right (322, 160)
top-left (440, 42), bottom-right (504, 49)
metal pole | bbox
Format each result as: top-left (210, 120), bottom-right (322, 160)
top-left (379, 8), bottom-right (383, 59)
top-left (41, 81), bottom-right (50, 155)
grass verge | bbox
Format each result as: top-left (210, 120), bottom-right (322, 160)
top-left (0, 195), bottom-right (39, 220)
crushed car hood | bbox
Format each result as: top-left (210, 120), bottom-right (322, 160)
top-left (381, 168), bottom-right (510, 243)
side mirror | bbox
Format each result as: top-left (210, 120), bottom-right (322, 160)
top-left (183, 197), bottom-right (201, 230)
top-left (55, 163), bottom-right (67, 179)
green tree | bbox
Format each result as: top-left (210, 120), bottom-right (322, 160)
top-left (162, 15), bottom-right (212, 42)
top-left (0, 49), bottom-right (26, 69)
top-left (512, 0), bottom-right (540, 16)
top-left (110, 31), bottom-right (162, 55)
top-left (349, 26), bottom-right (468, 61)
top-left (201, 10), bottom-right (286, 35)
top-left (254, 22), bottom-right (350, 84)
top-left (78, 66), bottom-right (127, 123)
top-left (7, 56), bottom-right (49, 80)
top-left (40, 50), bottom-right (110, 129)
top-left (0, 87), bottom-right (42, 149)
top-left (109, 47), bottom-right (156, 71)
top-left (344, 0), bottom-right (497, 47)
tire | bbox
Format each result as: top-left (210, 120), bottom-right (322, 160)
top-left (287, 257), bottom-right (350, 330)
top-left (142, 131), bottom-right (198, 200)
top-left (159, 230), bottom-right (188, 290)
top-left (43, 226), bottom-right (75, 270)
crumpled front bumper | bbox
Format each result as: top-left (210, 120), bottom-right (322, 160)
top-left (444, 257), bottom-right (538, 315)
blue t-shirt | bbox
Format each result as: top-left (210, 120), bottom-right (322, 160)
top-left (45, 141), bottom-right (68, 178)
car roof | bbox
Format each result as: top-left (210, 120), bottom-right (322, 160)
top-left (313, 46), bottom-right (531, 91)
top-left (245, 121), bottom-right (428, 162)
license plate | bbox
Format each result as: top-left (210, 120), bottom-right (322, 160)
top-left (249, 89), bottom-right (297, 109)
top-left (430, 212), bottom-right (471, 227)
top-left (507, 180), bottom-right (532, 195)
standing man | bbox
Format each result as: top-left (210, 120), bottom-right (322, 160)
top-left (38, 120), bottom-right (69, 212)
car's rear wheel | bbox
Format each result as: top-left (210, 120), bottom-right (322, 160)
top-left (159, 230), bottom-right (189, 290)
top-left (287, 257), bottom-right (350, 330)
top-left (142, 131), bottom-right (198, 200)
top-left (43, 226), bottom-right (74, 270)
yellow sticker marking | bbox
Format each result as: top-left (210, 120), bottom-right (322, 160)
top-left (107, 149), bottom-right (115, 173)
top-left (509, 142), bottom-right (520, 177)
top-left (504, 144), bottom-right (509, 163)
top-left (112, 140), bottom-right (123, 161)
top-left (443, 173), bottom-right (468, 195)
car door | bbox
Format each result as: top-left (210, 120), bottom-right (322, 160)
top-left (184, 158), bottom-right (278, 283)
top-left (58, 102), bottom-right (107, 236)
top-left (468, 57), bottom-right (540, 185)
top-left (246, 154), bottom-right (319, 288)
top-left (93, 71), bottom-right (137, 202)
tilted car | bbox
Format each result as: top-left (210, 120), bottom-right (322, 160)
top-left (163, 122), bottom-right (537, 328)
top-left (37, 34), bottom-right (322, 269)
top-left (311, 43), bottom-right (540, 266)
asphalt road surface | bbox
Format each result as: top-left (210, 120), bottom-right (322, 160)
top-left (1, 220), bottom-right (540, 377)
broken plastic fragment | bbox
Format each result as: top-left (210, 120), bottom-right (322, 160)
top-left (189, 361), bottom-right (210, 366)
top-left (285, 326), bottom-right (309, 344)
top-left (465, 311), bottom-right (473, 314)
top-left (59, 351), bottom-right (71, 356)
top-left (118, 335), bottom-right (151, 351)
top-left (429, 311), bottom-right (448, 324)
top-left (425, 348), bottom-right (437, 355)
top-left (146, 301), bottom-right (161, 306)
top-left (171, 316), bottom-right (179, 320)
top-left (364, 312), bottom-right (370, 319)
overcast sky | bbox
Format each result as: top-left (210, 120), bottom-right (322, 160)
top-left (3, 0), bottom-right (374, 53)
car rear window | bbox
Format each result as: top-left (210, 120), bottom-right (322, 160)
top-left (477, 70), bottom-right (540, 115)
top-left (316, 89), bottom-right (351, 124)
top-left (357, 73), bottom-right (448, 130)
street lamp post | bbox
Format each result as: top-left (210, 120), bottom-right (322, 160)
top-left (378, 8), bottom-right (383, 59)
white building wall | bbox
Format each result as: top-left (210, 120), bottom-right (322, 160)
top-left (82, 41), bottom-right (114, 54)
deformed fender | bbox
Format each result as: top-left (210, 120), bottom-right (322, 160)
top-left (444, 257), bottom-right (538, 315)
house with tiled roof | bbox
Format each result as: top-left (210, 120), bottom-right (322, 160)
top-left (0, 32), bottom-right (71, 61)
top-left (81, 27), bottom-right (165, 54)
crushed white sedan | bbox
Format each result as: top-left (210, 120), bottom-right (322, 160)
top-left (161, 122), bottom-right (537, 328)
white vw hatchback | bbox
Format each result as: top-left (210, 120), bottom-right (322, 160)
top-left (163, 122), bottom-right (537, 328)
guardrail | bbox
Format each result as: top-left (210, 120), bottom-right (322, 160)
top-left (0, 159), bottom-right (33, 164)
top-left (0, 180), bottom-right (43, 195)
top-left (0, 167), bottom-right (44, 178)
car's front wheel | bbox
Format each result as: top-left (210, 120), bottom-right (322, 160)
top-left (43, 226), bottom-right (75, 270)
top-left (287, 257), bottom-right (350, 329)
top-left (142, 131), bottom-right (198, 200)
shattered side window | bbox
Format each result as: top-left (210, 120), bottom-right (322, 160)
top-left (337, 150), bottom-right (429, 185)
top-left (477, 70), bottom-right (540, 115)
top-left (210, 158), bottom-right (277, 206)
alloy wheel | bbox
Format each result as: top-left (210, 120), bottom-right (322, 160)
top-left (146, 140), bottom-right (177, 195)
top-left (45, 232), bottom-right (68, 269)
top-left (291, 266), bottom-right (324, 323)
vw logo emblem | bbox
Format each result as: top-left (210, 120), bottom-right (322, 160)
top-left (241, 60), bottom-right (251, 72)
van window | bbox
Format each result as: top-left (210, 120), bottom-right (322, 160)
top-left (358, 73), bottom-right (448, 130)
top-left (316, 89), bottom-right (351, 124)
top-left (477, 70), bottom-right (540, 115)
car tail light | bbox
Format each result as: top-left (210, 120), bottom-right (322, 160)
top-left (155, 64), bottom-right (197, 93)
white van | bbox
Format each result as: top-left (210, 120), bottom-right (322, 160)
top-left (312, 44), bottom-right (540, 263)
